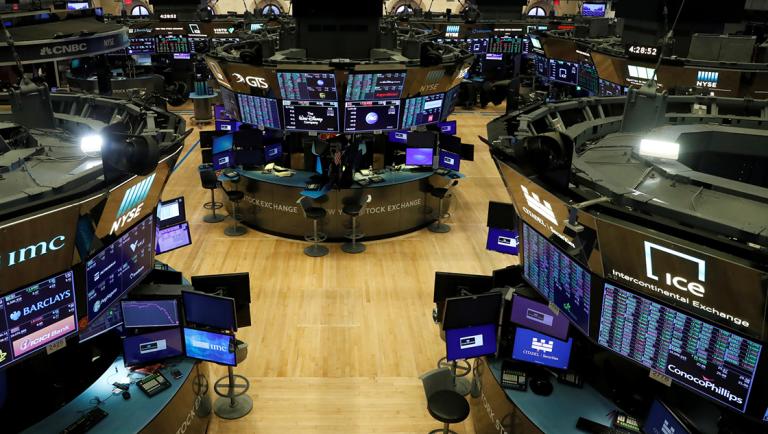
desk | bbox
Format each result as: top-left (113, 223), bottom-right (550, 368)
top-left (23, 356), bottom-right (212, 434)
top-left (469, 357), bottom-right (619, 434)
top-left (221, 168), bottom-right (461, 240)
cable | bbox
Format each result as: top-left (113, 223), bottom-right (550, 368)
top-left (651, 0), bottom-right (687, 82)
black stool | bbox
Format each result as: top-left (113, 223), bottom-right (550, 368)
top-left (342, 194), bottom-right (371, 254)
top-left (428, 180), bottom-right (459, 233)
top-left (298, 196), bottom-right (328, 257)
top-left (420, 368), bottom-right (470, 434)
top-left (221, 175), bottom-right (246, 236)
top-left (199, 165), bottom-right (225, 223)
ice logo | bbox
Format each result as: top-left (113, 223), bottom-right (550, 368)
top-left (365, 112), bottom-right (379, 125)
top-left (9, 310), bottom-right (21, 321)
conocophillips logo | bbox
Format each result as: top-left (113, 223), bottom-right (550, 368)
top-left (667, 364), bottom-right (743, 405)
top-left (110, 174), bottom-right (155, 234)
top-left (521, 185), bottom-right (558, 225)
top-left (644, 241), bottom-right (706, 297)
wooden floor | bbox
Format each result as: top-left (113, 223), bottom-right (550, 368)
top-left (160, 104), bottom-right (518, 434)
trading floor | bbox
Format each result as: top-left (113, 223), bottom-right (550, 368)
top-left (160, 105), bottom-right (511, 434)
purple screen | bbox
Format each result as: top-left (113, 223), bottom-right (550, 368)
top-left (446, 324), bottom-right (497, 361)
top-left (156, 222), bottom-right (192, 254)
top-left (122, 328), bottom-right (183, 367)
top-left (388, 130), bottom-right (408, 144)
top-left (438, 120), bottom-right (457, 135)
top-left (438, 150), bottom-right (460, 171)
top-left (510, 295), bottom-right (569, 340)
top-left (486, 227), bottom-right (518, 256)
top-left (405, 148), bottom-right (433, 166)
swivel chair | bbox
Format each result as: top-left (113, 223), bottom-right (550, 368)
top-left (420, 367), bottom-right (470, 434)
top-left (428, 179), bottom-right (459, 233)
top-left (221, 172), bottom-right (247, 237)
top-left (298, 196), bottom-right (328, 257)
top-left (198, 165), bottom-right (225, 223)
top-left (341, 194), bottom-right (372, 254)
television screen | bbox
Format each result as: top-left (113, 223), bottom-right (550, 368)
top-left (155, 222), bottom-right (192, 254)
top-left (264, 143), bottom-right (283, 163)
top-left (0, 270), bottom-right (77, 369)
top-left (445, 324), bottom-right (497, 361)
top-left (250, 23), bottom-right (263, 31)
top-left (121, 300), bottom-right (180, 328)
top-left (86, 216), bottom-right (154, 323)
top-left (548, 59), bottom-right (578, 85)
top-left (486, 227), bottom-right (518, 255)
top-left (522, 223), bottom-right (591, 334)
top-left (388, 130), bottom-right (408, 144)
top-left (511, 327), bottom-right (573, 370)
top-left (438, 120), bottom-right (457, 135)
top-left (402, 94), bottom-right (444, 128)
top-left (282, 100), bottom-right (339, 132)
top-left (343, 100), bottom-right (401, 132)
top-left (122, 328), bottom-right (184, 367)
top-left (438, 150), bottom-right (460, 171)
top-left (598, 283), bottom-right (762, 413)
top-left (510, 294), bottom-right (569, 340)
top-left (443, 292), bottom-right (503, 330)
top-left (183, 327), bottom-right (236, 366)
top-left (237, 94), bottom-right (281, 130)
top-left (156, 196), bottom-right (186, 228)
top-left (128, 38), bottom-right (155, 55)
top-left (582, 2), bottom-right (606, 17)
top-left (182, 290), bottom-right (237, 331)
top-left (212, 133), bottom-right (234, 155)
top-left (345, 72), bottom-right (406, 101)
top-left (277, 71), bottom-right (338, 101)
top-left (79, 304), bottom-right (123, 343)
top-left (405, 148), bottom-right (434, 166)
top-left (156, 34), bottom-right (190, 54)
top-left (467, 38), bottom-right (489, 54)
top-left (643, 400), bottom-right (692, 434)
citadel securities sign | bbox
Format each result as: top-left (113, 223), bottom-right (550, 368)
top-left (598, 218), bottom-right (768, 339)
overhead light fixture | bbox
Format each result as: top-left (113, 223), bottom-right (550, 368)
top-left (639, 139), bottom-right (679, 160)
top-left (80, 134), bottom-right (104, 153)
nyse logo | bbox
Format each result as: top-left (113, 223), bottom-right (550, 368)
top-left (40, 43), bottom-right (87, 56)
top-left (110, 174), bottom-right (155, 234)
top-left (661, 420), bottom-right (675, 434)
top-left (231, 73), bottom-right (269, 89)
top-left (644, 241), bottom-right (706, 297)
top-left (459, 334), bottom-right (483, 350)
top-left (531, 338), bottom-right (553, 353)
top-left (521, 185), bottom-right (558, 225)
top-left (0, 235), bottom-right (66, 269)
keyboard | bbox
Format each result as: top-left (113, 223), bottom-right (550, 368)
top-left (61, 407), bottom-right (108, 434)
top-left (137, 371), bottom-right (171, 397)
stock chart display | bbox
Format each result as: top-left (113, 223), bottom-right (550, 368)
top-left (401, 93), bottom-right (444, 128)
top-left (598, 283), bottom-right (762, 412)
top-left (345, 72), bottom-right (406, 101)
top-left (156, 35), bottom-right (189, 54)
top-left (237, 94), bottom-right (281, 129)
top-left (578, 62), bottom-right (599, 94)
top-left (489, 36), bottom-right (522, 54)
top-left (278, 72), bottom-right (338, 101)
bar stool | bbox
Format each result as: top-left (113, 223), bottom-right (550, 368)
top-left (198, 165), bottom-right (225, 223)
top-left (341, 194), bottom-right (372, 254)
top-left (428, 180), bottom-right (459, 233)
top-left (420, 368), bottom-right (470, 434)
top-left (298, 196), bottom-right (328, 257)
top-left (221, 173), bottom-right (246, 237)
top-left (437, 328), bottom-right (472, 396)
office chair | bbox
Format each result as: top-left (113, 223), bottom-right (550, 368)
top-left (419, 368), bottom-right (470, 434)
top-left (198, 165), bottom-right (226, 223)
top-left (298, 196), bottom-right (328, 257)
top-left (341, 194), bottom-right (372, 254)
top-left (428, 179), bottom-right (459, 233)
top-left (221, 173), bottom-right (247, 236)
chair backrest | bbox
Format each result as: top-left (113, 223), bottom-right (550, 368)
top-left (199, 167), bottom-right (219, 190)
top-left (419, 367), bottom-right (454, 400)
top-left (296, 196), bottom-right (313, 217)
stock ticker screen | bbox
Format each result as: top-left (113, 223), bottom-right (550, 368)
top-left (0, 270), bottom-right (78, 369)
top-left (598, 283), bottom-right (762, 413)
top-left (522, 223), bottom-right (591, 334)
top-left (344, 100), bottom-right (401, 132)
top-left (578, 62), bottom-right (599, 94)
top-left (156, 34), bottom-right (190, 54)
top-left (237, 94), bottom-right (281, 129)
top-left (345, 72), bottom-right (406, 101)
top-left (277, 72), bottom-right (338, 101)
top-left (489, 36), bottom-right (522, 54)
top-left (128, 37), bottom-right (155, 55)
top-left (402, 94), bottom-right (444, 128)
top-left (548, 59), bottom-right (578, 85)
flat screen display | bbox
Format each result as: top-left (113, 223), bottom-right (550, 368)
top-left (598, 283), bottom-right (762, 413)
top-left (212, 133), bottom-right (234, 154)
top-left (66, 2), bottom-right (90, 10)
top-left (533, 55), bottom-right (548, 77)
top-left (128, 38), bottom-right (155, 55)
top-left (183, 327), bottom-right (236, 366)
top-left (442, 87), bottom-right (459, 120)
top-left (155, 222), bottom-right (191, 255)
top-left (548, 59), bottom-right (578, 84)
top-left (512, 327), bottom-right (573, 370)
top-left (173, 53), bottom-right (191, 60)
top-left (157, 196), bottom-right (185, 228)
top-left (388, 130), bottom-right (408, 144)
top-left (442, 293), bottom-right (503, 330)
top-left (133, 55), bottom-right (152, 66)
top-left (405, 148), bottom-right (434, 166)
top-left (486, 53), bottom-right (503, 61)
top-left (510, 294), bottom-right (569, 340)
top-left (86, 216), bottom-right (154, 323)
top-left (438, 120), bottom-right (457, 135)
top-left (438, 150), bottom-right (460, 171)
top-left (345, 72), bottom-right (406, 101)
top-left (445, 24), bottom-right (460, 38)
top-left (402, 94), bottom-right (444, 128)
top-left (467, 38), bottom-right (489, 54)
top-left (237, 94), bottom-right (281, 130)
top-left (79, 304), bottom-right (123, 343)
top-left (486, 227), bottom-right (519, 255)
top-left (250, 23), bottom-right (264, 31)
top-left (643, 400), bottom-right (692, 434)
top-left (277, 71), bottom-right (338, 101)
top-left (213, 152), bottom-right (233, 171)
top-left (182, 290), bottom-right (237, 331)
top-left (445, 324), bottom-right (497, 361)
top-left (582, 2), bottom-right (606, 17)
top-left (343, 100), bottom-right (401, 132)
top-left (121, 300), bottom-right (180, 328)
top-left (522, 223), bottom-right (591, 334)
top-left (264, 143), bottom-right (283, 163)
top-left (122, 328), bottom-right (184, 367)
top-left (156, 34), bottom-right (190, 54)
top-left (599, 79), bottom-right (625, 96)
top-left (282, 100), bottom-right (339, 132)
top-left (0, 270), bottom-right (77, 369)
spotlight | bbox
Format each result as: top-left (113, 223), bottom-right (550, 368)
top-left (639, 139), bottom-right (679, 160)
top-left (80, 134), bottom-right (104, 153)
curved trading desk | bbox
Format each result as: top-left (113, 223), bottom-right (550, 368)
top-left (22, 356), bottom-right (212, 434)
top-left (222, 168), bottom-right (462, 240)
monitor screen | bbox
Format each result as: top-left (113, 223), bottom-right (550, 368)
top-left (598, 283), bottom-right (762, 413)
top-left (438, 150), bottom-right (460, 171)
top-left (643, 400), bottom-right (692, 434)
top-left (66, 2), bottom-right (90, 10)
top-left (405, 148), bottom-right (434, 166)
top-left (522, 223), bottom-right (591, 334)
top-left (486, 53), bottom-right (503, 61)
top-left (122, 328), bottom-right (184, 367)
top-left (467, 38), bottom-right (489, 54)
top-left (173, 53), bottom-right (191, 60)
top-left (277, 71), bottom-right (338, 101)
top-left (282, 100), bottom-right (339, 132)
top-left (212, 133), bottom-right (234, 154)
top-left (529, 36), bottom-right (542, 50)
top-left (510, 294), bottom-right (569, 340)
top-left (264, 143), bottom-right (283, 163)
top-left (345, 72), bottom-right (406, 101)
top-left (438, 120), bottom-right (457, 135)
top-left (442, 292), bottom-right (503, 330)
top-left (582, 2), bottom-right (606, 17)
top-left (512, 327), bottom-right (573, 369)
top-left (599, 78), bottom-right (625, 96)
top-left (133, 54), bottom-right (152, 66)
top-left (156, 196), bottom-right (186, 228)
top-left (489, 36), bottom-right (522, 54)
top-left (402, 94), bottom-right (444, 128)
top-left (128, 38), bottom-right (155, 55)
top-left (213, 152), bottom-right (233, 171)
top-left (548, 59), bottom-right (578, 85)
top-left (155, 222), bottom-right (192, 255)
top-left (121, 299), bottom-right (180, 328)
top-left (442, 86), bottom-right (459, 120)
top-left (183, 327), bottom-right (236, 366)
top-left (344, 100), bottom-right (401, 132)
top-left (182, 290), bottom-right (237, 331)
top-left (190, 272), bottom-right (251, 328)
top-left (446, 324), bottom-right (497, 361)
top-left (388, 130), bottom-right (408, 144)
top-left (156, 34), bottom-right (190, 54)
top-left (237, 94), bottom-right (281, 130)
top-left (86, 216), bottom-right (154, 323)
top-left (486, 227), bottom-right (519, 255)
top-left (533, 55), bottom-right (548, 77)
top-left (79, 304), bottom-right (123, 343)
top-left (0, 270), bottom-right (77, 369)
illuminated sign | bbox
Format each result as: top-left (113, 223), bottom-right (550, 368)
top-left (0, 236), bottom-right (66, 269)
top-left (110, 173), bottom-right (155, 235)
top-left (696, 71), bottom-right (719, 88)
top-left (626, 44), bottom-right (659, 58)
top-left (159, 13), bottom-right (177, 21)
top-left (645, 241), bottom-right (706, 297)
top-left (231, 73), bottom-right (269, 89)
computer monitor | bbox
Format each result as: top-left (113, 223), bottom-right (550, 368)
top-left (388, 130), bottom-right (408, 144)
top-left (442, 292), bottom-right (503, 330)
top-left (402, 93), bottom-right (444, 128)
top-left (486, 53), bottom-right (503, 61)
top-left (643, 400), bottom-right (693, 434)
top-left (486, 227), bottom-right (518, 255)
top-left (156, 34), bottom-right (189, 54)
top-left (132, 54), bottom-right (153, 66)
top-left (442, 86), bottom-right (460, 120)
top-left (582, 2), bottom-right (606, 17)
top-left (445, 324), bottom-right (497, 361)
top-left (79, 304), bottom-right (123, 343)
top-left (511, 327), bottom-right (573, 370)
top-left (173, 53), bottom-right (191, 60)
top-left (282, 100), bottom-right (339, 132)
top-left (405, 148), bottom-right (434, 166)
top-left (213, 133), bottom-right (234, 154)
top-left (407, 131), bottom-right (437, 148)
top-left (433, 272), bottom-right (493, 303)
top-left (548, 59), bottom-right (578, 85)
top-left (190, 273), bottom-right (251, 328)
top-left (121, 299), bottom-right (180, 328)
top-left (183, 327), bottom-right (236, 366)
top-left (237, 94), bottom-right (281, 130)
top-left (438, 120), bottom-right (457, 135)
top-left (156, 196), bottom-right (186, 228)
top-left (155, 221), bottom-right (192, 255)
top-left (235, 149), bottom-right (266, 168)
top-left (264, 143), bottom-right (283, 163)
top-left (343, 100), bottom-right (401, 132)
top-left (467, 38), bottom-right (489, 54)
top-left (439, 134), bottom-right (461, 154)
top-left (345, 72), bottom-right (407, 101)
top-left (212, 133), bottom-right (235, 170)
top-left (0, 270), bottom-right (78, 369)
top-left (438, 150), bottom-right (460, 171)
top-left (182, 290), bottom-right (237, 331)
top-left (510, 294), bottom-right (569, 340)
top-left (122, 328), bottom-right (184, 367)
top-left (277, 71), bottom-right (338, 101)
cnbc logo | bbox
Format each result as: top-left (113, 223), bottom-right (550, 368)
top-left (110, 174), bottom-right (155, 234)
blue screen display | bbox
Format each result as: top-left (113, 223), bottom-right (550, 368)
top-left (445, 324), bottom-right (497, 361)
top-left (182, 290), bottom-right (236, 331)
top-left (438, 120), bottom-right (457, 135)
top-left (511, 327), bottom-right (573, 369)
top-left (183, 327), bottom-right (235, 366)
top-left (264, 143), bottom-right (283, 163)
top-left (643, 400), bottom-right (691, 434)
top-left (121, 300), bottom-right (179, 328)
top-left (438, 150), bottom-right (460, 171)
top-left (122, 328), bottom-right (183, 367)
top-left (388, 130), bottom-right (408, 144)
top-left (212, 134), bottom-right (234, 154)
top-left (486, 227), bottom-right (518, 255)
top-left (405, 148), bottom-right (433, 166)
top-left (213, 151), bottom-right (233, 171)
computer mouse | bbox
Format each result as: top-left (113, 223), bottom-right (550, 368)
top-left (122, 391), bottom-right (131, 400)
top-left (529, 378), bottom-right (553, 396)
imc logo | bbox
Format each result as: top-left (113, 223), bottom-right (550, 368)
top-left (459, 334), bottom-right (483, 350)
top-left (531, 337), bottom-right (553, 353)
top-left (110, 174), bottom-right (155, 234)
top-left (644, 241), bottom-right (706, 297)
top-left (661, 420), bottom-right (675, 434)
top-left (0, 235), bottom-right (66, 269)
top-left (521, 185), bottom-right (557, 225)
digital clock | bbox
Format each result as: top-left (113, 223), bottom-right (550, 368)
top-left (626, 45), bottom-right (659, 58)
